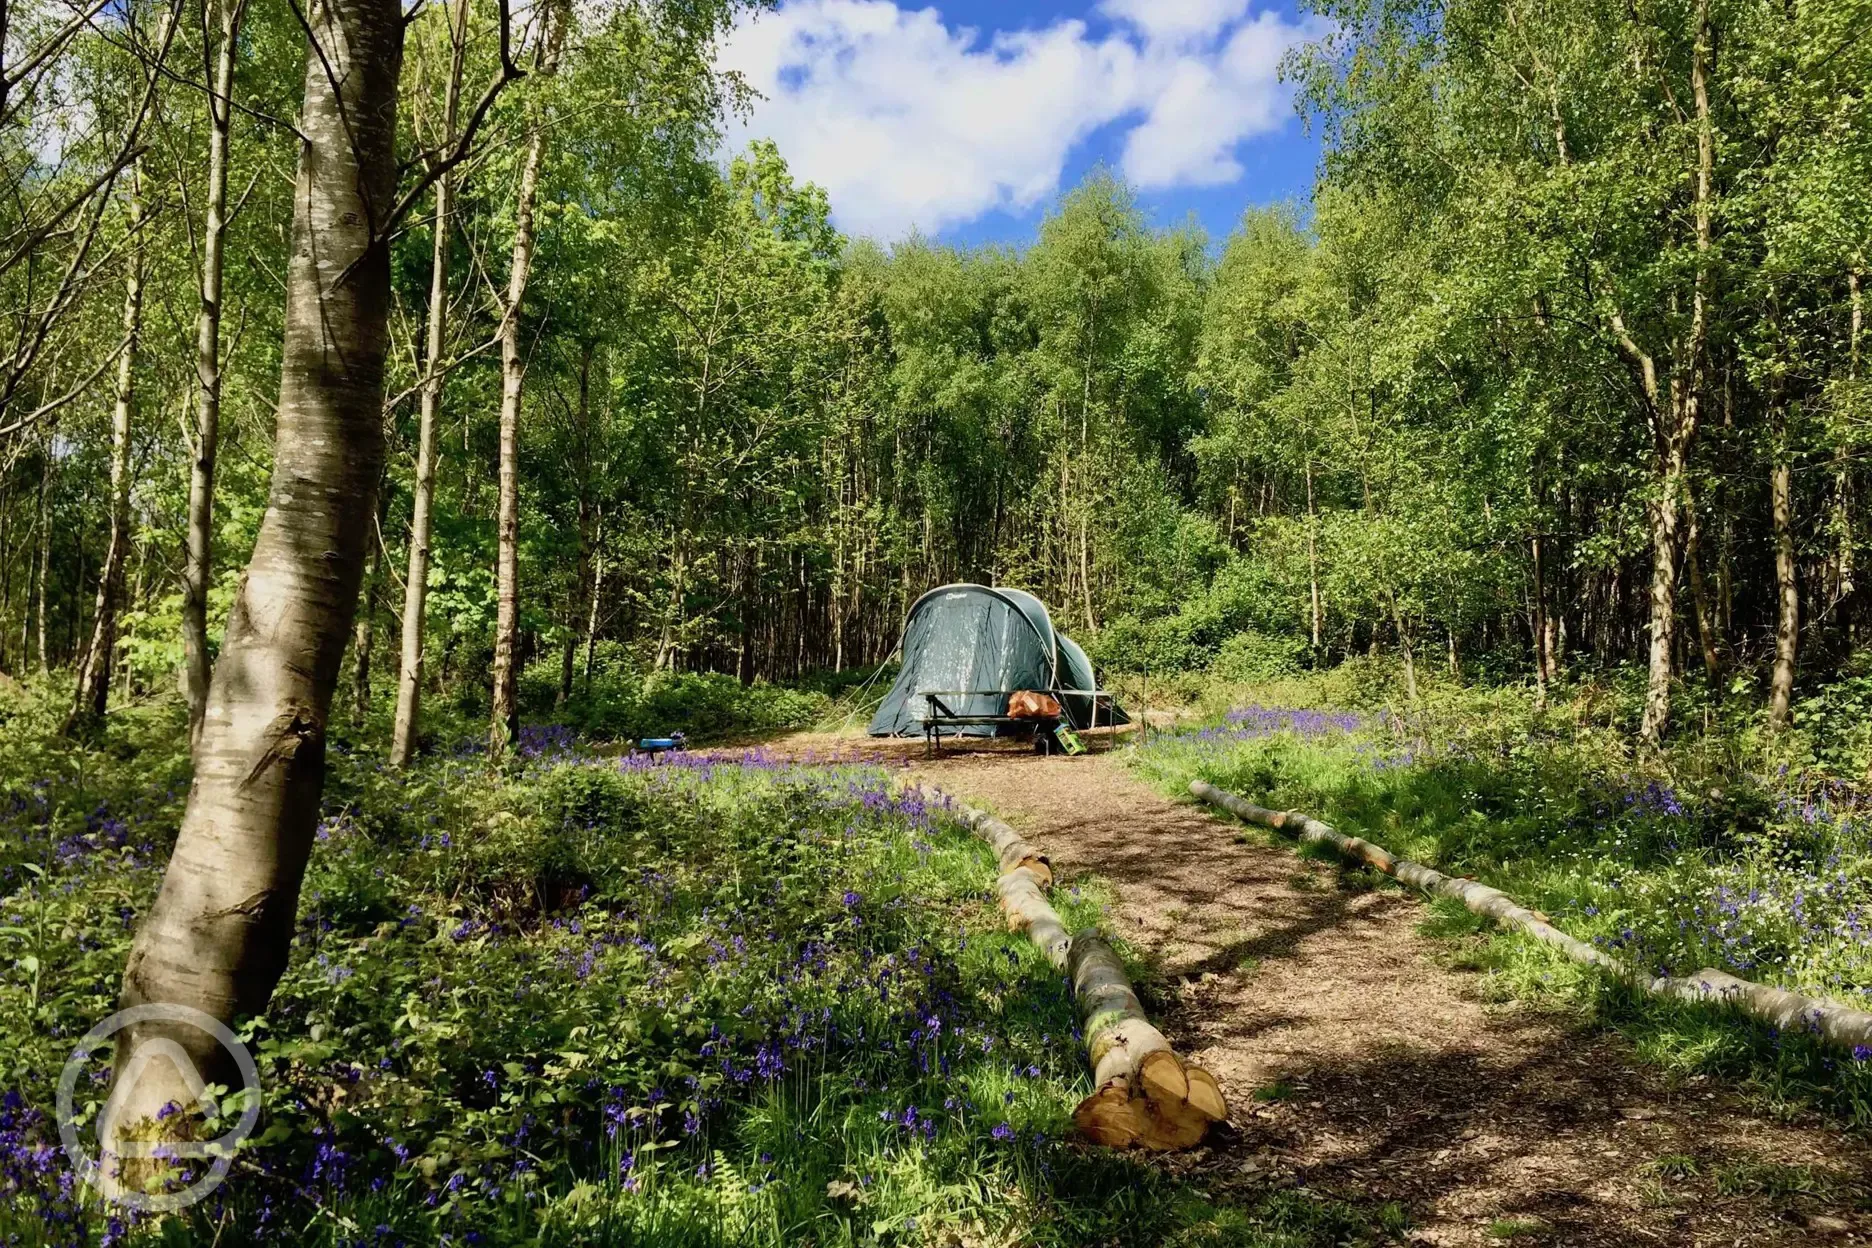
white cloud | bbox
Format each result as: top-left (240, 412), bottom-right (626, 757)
top-left (1097, 0), bottom-right (1249, 44)
top-left (713, 0), bottom-right (1321, 241)
top-left (1118, 12), bottom-right (1302, 187)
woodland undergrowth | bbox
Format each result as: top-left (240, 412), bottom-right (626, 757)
top-left (0, 680), bottom-right (1398, 1247)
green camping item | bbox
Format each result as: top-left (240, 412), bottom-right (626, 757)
top-left (868, 584), bottom-right (1128, 738)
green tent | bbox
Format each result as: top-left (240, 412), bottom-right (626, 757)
top-left (868, 584), bottom-right (1127, 737)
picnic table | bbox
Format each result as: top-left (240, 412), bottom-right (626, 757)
top-left (917, 689), bottom-right (1120, 756)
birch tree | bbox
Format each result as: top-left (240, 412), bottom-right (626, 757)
top-left (108, 0), bottom-right (407, 1151)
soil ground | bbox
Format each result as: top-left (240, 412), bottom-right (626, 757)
top-left (769, 729), bottom-right (1872, 1246)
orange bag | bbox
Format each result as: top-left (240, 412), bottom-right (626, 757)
top-left (1008, 690), bottom-right (1062, 720)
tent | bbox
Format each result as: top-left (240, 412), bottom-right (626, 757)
top-left (868, 584), bottom-right (1128, 737)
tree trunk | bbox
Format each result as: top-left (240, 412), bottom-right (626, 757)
top-left (1769, 445), bottom-right (1798, 730)
top-left (13, 480), bottom-right (34, 670)
top-left (1530, 532), bottom-right (1550, 705)
top-left (351, 498), bottom-right (385, 724)
top-left (1685, 493), bottom-right (1722, 683)
top-left (109, 0), bottom-right (402, 1165)
top-left (490, 1), bottom-right (565, 756)
top-left (556, 605), bottom-right (578, 706)
top-left (388, 0), bottom-right (469, 767)
top-left (181, 0), bottom-right (246, 747)
top-left (69, 506), bottom-right (85, 659)
top-left (557, 344), bottom-right (593, 709)
top-left (1388, 591), bottom-right (1419, 704)
top-left (0, 477), bottom-right (13, 673)
top-left (36, 448), bottom-right (52, 675)
top-left (655, 535), bottom-right (685, 672)
top-left (1306, 458), bottom-right (1322, 652)
top-left (1637, 0), bottom-right (1714, 745)
top-left (1834, 270), bottom-right (1862, 623)
top-left (73, 163), bottom-right (144, 727)
top-left (1642, 459), bottom-right (1683, 734)
top-left (583, 528), bottom-right (603, 693)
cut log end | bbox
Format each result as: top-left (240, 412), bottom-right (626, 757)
top-left (1014, 855), bottom-right (1054, 888)
top-left (1073, 1050), bottom-right (1228, 1151)
top-left (1072, 1060), bottom-right (1225, 1151)
top-left (1072, 1081), bottom-right (1145, 1148)
top-left (1137, 1048), bottom-right (1189, 1105)
top-left (1185, 1066), bottom-right (1227, 1121)
top-left (1068, 930), bottom-right (1228, 1150)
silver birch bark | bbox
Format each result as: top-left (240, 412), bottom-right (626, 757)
top-left (388, 0), bottom-right (470, 768)
top-left (1833, 270), bottom-right (1862, 613)
top-left (1637, 0), bottom-right (1714, 745)
top-left (583, 517), bottom-right (603, 693)
top-left (109, 0), bottom-right (403, 1156)
top-left (72, 162), bottom-right (144, 726)
top-left (490, 0), bottom-right (565, 756)
top-left (1769, 444), bottom-right (1798, 729)
top-left (1305, 458), bottom-right (1322, 651)
top-left (181, 0), bottom-right (246, 746)
top-left (35, 448), bottom-right (51, 674)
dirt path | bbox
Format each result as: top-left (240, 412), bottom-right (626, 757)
top-left (775, 733), bottom-right (1870, 1245)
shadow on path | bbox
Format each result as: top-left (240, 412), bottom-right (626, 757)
top-left (897, 746), bottom-right (1872, 1247)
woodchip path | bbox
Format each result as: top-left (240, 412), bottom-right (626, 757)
top-left (775, 732), bottom-right (1871, 1246)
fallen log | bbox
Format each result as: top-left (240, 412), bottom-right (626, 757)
top-left (1189, 779), bottom-right (1872, 1054)
top-left (953, 799), bottom-right (1227, 1148)
top-left (1656, 969), bottom-right (1872, 1053)
top-left (957, 804), bottom-right (1053, 886)
top-left (1188, 782), bottom-right (1615, 972)
top-left (956, 803), bottom-right (1066, 959)
top-left (1069, 931), bottom-right (1228, 1150)
top-left (994, 867), bottom-right (1071, 968)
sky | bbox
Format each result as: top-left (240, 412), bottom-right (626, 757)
top-left (713, 0), bottom-right (1330, 249)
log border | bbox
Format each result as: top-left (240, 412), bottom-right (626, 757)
top-left (953, 801), bottom-right (1229, 1148)
top-left (1189, 779), bottom-right (1872, 1054)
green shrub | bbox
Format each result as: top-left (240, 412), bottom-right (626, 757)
top-left (1092, 560), bottom-right (1297, 675)
top-left (530, 660), bottom-right (833, 743)
top-left (1209, 631), bottom-right (1310, 683)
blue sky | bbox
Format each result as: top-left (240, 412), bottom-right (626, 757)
top-left (715, 0), bottom-right (1327, 249)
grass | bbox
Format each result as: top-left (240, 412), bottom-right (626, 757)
top-left (0, 680), bottom-right (1410, 1247)
top-left (1251, 1079), bottom-right (1296, 1103)
top-left (1642, 1153), bottom-right (1702, 1180)
top-left (1127, 673), bottom-right (1872, 1125)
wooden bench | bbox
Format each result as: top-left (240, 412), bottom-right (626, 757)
top-left (917, 689), bottom-right (1121, 756)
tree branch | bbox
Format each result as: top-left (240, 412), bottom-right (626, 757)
top-left (381, 0), bottom-right (523, 237)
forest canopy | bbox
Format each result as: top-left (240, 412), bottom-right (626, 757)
top-left (6, 0), bottom-right (1868, 757)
